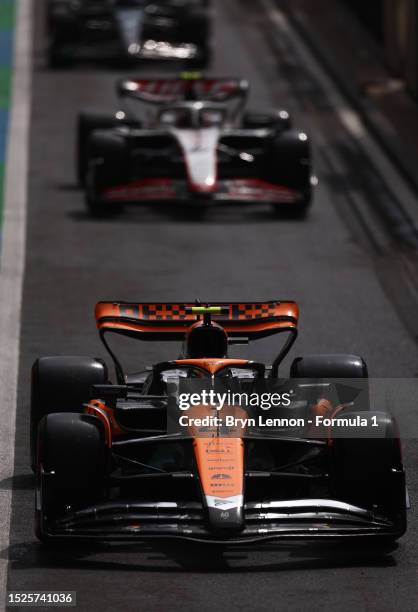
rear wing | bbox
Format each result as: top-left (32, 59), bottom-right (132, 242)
top-left (117, 77), bottom-right (249, 105)
top-left (96, 301), bottom-right (298, 341)
top-left (96, 301), bottom-right (298, 383)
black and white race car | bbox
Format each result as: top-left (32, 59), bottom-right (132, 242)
top-left (77, 76), bottom-right (313, 215)
top-left (46, 0), bottom-right (213, 67)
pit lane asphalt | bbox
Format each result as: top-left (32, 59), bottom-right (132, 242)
top-left (5, 1), bottom-right (418, 610)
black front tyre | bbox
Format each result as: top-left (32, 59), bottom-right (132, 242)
top-left (77, 112), bottom-right (127, 186)
top-left (185, 13), bottom-right (212, 68)
top-left (188, 42), bottom-right (213, 69)
top-left (290, 353), bottom-right (369, 410)
top-left (47, 41), bottom-right (73, 68)
top-left (332, 411), bottom-right (407, 539)
top-left (35, 413), bottom-right (107, 542)
top-left (267, 129), bottom-right (312, 216)
top-left (30, 356), bottom-right (108, 471)
top-left (77, 112), bottom-right (140, 186)
top-left (46, 0), bottom-right (78, 68)
top-left (243, 110), bottom-right (292, 132)
top-left (85, 131), bottom-right (130, 217)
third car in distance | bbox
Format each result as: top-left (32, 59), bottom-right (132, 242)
top-left (46, 0), bottom-right (213, 68)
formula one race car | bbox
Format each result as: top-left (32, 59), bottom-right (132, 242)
top-left (46, 0), bottom-right (212, 68)
top-left (32, 301), bottom-right (406, 543)
top-left (77, 76), bottom-right (312, 215)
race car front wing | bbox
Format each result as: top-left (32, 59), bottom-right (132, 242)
top-left (101, 178), bottom-right (305, 205)
top-left (39, 498), bottom-right (399, 543)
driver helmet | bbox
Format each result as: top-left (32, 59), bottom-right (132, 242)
top-left (184, 320), bottom-right (228, 359)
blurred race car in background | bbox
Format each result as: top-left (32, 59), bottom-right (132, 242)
top-left (31, 301), bottom-right (406, 543)
top-left (46, 0), bottom-right (213, 67)
top-left (77, 75), bottom-right (313, 215)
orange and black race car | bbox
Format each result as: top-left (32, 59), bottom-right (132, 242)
top-left (31, 302), bottom-right (407, 543)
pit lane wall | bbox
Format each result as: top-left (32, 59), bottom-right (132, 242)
top-left (344, 0), bottom-right (418, 99)
top-left (384, 0), bottom-right (418, 98)
top-left (0, 1), bottom-right (14, 239)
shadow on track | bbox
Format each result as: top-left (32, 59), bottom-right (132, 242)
top-left (66, 204), bottom-right (309, 226)
top-left (3, 539), bottom-right (398, 575)
top-left (0, 475), bottom-right (34, 491)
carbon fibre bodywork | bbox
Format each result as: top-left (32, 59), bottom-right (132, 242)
top-left (79, 78), bottom-right (313, 213)
top-left (47, 0), bottom-right (212, 66)
top-left (36, 422), bottom-right (406, 542)
top-left (33, 303), bottom-right (407, 543)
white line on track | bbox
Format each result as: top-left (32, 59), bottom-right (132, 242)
top-left (261, 0), bottom-right (418, 224)
top-left (0, 0), bottom-right (32, 606)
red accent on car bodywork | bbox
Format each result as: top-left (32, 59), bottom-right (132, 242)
top-left (102, 178), bottom-right (302, 203)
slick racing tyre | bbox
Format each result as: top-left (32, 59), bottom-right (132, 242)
top-left (290, 354), bottom-right (369, 379)
top-left (30, 356), bottom-right (108, 471)
top-left (35, 413), bottom-right (107, 542)
top-left (243, 110), bottom-right (292, 132)
top-left (185, 11), bottom-right (212, 68)
top-left (77, 111), bottom-right (139, 186)
top-left (187, 42), bottom-right (213, 69)
top-left (85, 131), bottom-right (130, 216)
top-left (46, 1), bottom-right (78, 68)
top-left (331, 411), bottom-right (407, 540)
top-left (268, 129), bottom-right (312, 216)
top-left (47, 43), bottom-right (73, 69)
top-left (290, 354), bottom-right (369, 411)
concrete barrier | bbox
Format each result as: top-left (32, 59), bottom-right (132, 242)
top-left (383, 0), bottom-right (417, 98)
top-left (404, 0), bottom-right (417, 97)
